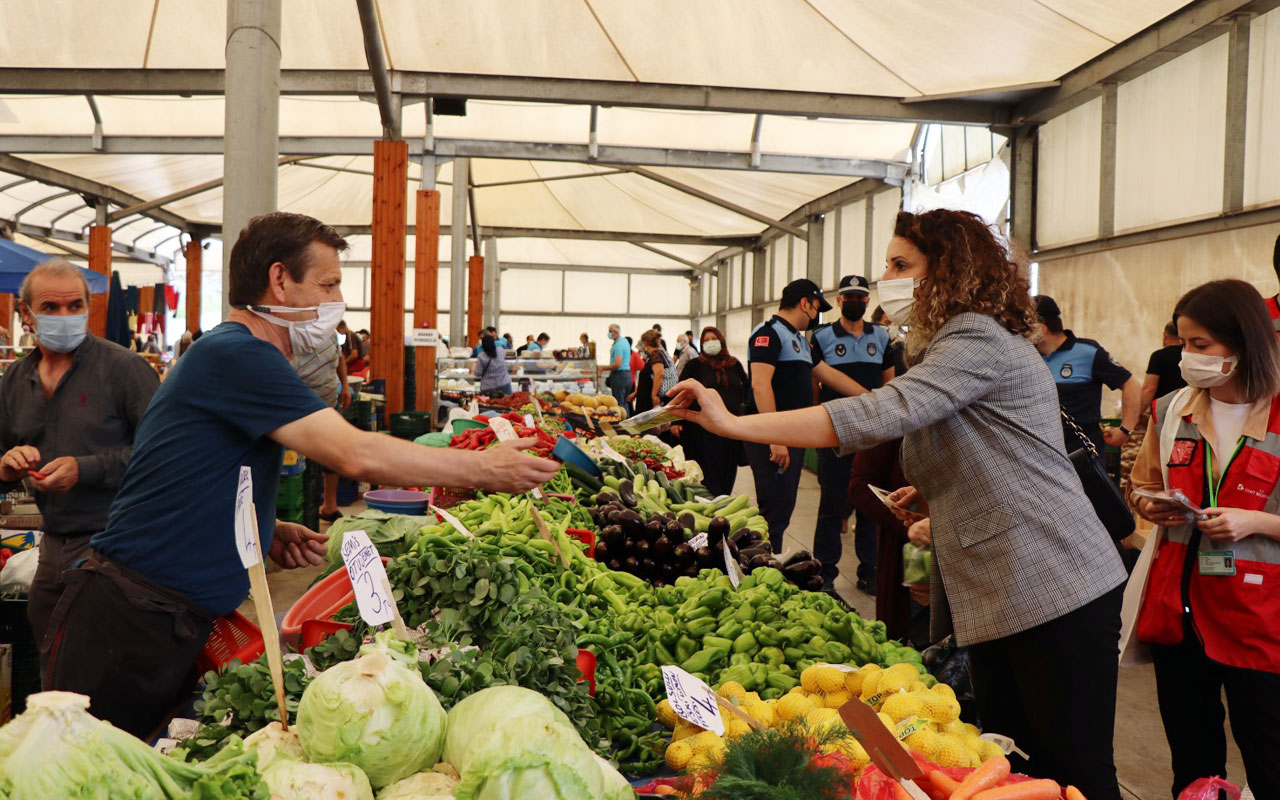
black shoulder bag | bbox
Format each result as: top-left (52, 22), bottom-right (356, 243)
top-left (1062, 409), bottom-right (1135, 542)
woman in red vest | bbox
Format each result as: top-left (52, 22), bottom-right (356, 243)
top-left (1131, 278), bottom-right (1280, 798)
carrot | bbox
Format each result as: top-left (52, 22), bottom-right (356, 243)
top-left (928, 770), bottom-right (962, 796)
top-left (1065, 787), bottom-right (1087, 800)
top-left (892, 782), bottom-right (914, 800)
top-left (971, 779), bottom-right (1063, 800)
top-left (951, 756), bottom-right (1011, 800)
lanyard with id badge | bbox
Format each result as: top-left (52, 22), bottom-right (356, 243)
top-left (1198, 440), bottom-right (1246, 577)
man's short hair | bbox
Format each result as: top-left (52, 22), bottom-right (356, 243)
top-left (537, 333), bottom-right (549, 342)
top-left (228, 212), bottom-right (347, 307)
top-left (19, 258), bottom-right (91, 308)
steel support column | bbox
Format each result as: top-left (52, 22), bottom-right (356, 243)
top-left (751, 247), bottom-right (767, 328)
top-left (1223, 15), bottom-right (1251, 213)
top-left (689, 279), bottom-right (702, 334)
top-left (370, 139), bottom-right (409, 414)
top-left (413, 187), bottom-right (441, 414)
top-left (1098, 84), bottom-right (1118, 238)
top-left (222, 0), bottom-right (281, 316)
top-left (185, 238), bottom-right (202, 333)
top-left (715, 260), bottom-right (729, 333)
top-left (449, 158), bottom-right (469, 347)
top-left (806, 216), bottom-right (823, 285)
top-left (1010, 126), bottom-right (1037, 251)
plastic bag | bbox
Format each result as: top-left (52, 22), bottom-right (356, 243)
top-left (854, 753), bottom-right (1035, 800)
top-left (0, 546), bottom-right (39, 596)
top-left (1176, 777), bottom-right (1241, 800)
top-left (902, 543), bottom-right (932, 586)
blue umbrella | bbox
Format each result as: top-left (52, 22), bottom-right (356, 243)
top-left (0, 238), bottom-right (109, 295)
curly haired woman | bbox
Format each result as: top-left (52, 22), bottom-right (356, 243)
top-left (669, 209), bottom-right (1127, 799)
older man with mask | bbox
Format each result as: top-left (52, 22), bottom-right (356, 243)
top-left (0, 259), bottom-right (159, 662)
top-left (43, 213), bottom-right (557, 739)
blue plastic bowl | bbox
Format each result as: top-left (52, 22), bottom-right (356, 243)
top-left (363, 489), bottom-right (429, 515)
top-left (552, 435), bottom-right (603, 477)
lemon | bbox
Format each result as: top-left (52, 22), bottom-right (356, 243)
top-left (928, 733), bottom-right (971, 767)
top-left (800, 664), bottom-right (828, 693)
top-left (744, 699), bottom-right (775, 728)
top-left (821, 689), bottom-right (853, 709)
top-left (665, 741), bottom-right (693, 771)
top-left (978, 740), bottom-right (1005, 762)
top-left (777, 692), bottom-right (819, 722)
top-left (656, 698), bottom-right (678, 729)
top-left (718, 681), bottom-right (747, 702)
top-left (882, 691), bottom-right (928, 724)
top-left (724, 717), bottom-right (752, 739)
top-left (920, 692), bottom-right (961, 723)
top-left (816, 666), bottom-right (850, 694)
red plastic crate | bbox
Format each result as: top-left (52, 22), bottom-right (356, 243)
top-left (576, 648), bottom-right (597, 696)
top-left (565, 528), bottom-right (595, 559)
top-left (197, 611), bottom-right (266, 674)
top-left (429, 485), bottom-right (477, 510)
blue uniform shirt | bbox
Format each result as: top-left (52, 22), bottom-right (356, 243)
top-left (1042, 330), bottom-right (1132, 431)
top-left (92, 322), bottom-right (328, 615)
top-left (810, 321), bottom-right (892, 403)
top-left (746, 315), bottom-right (814, 413)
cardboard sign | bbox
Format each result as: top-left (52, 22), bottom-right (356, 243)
top-left (233, 466), bottom-right (260, 568)
top-left (722, 538), bottom-right (742, 588)
top-left (409, 328), bottom-right (442, 347)
top-left (661, 665), bottom-right (725, 736)
top-left (341, 530), bottom-right (395, 627)
top-left (838, 698), bottom-right (929, 800)
top-left (431, 504), bottom-right (475, 538)
top-left (688, 532), bottom-right (709, 549)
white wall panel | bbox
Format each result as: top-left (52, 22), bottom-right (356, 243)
top-left (724, 309), bottom-right (753, 358)
top-left (564, 271), bottom-right (627, 314)
top-left (870, 188), bottom-right (903, 277)
top-left (1245, 7), bottom-right (1280, 207)
top-left (741, 253), bottom-right (754, 307)
top-left (630, 273), bottom-right (691, 316)
top-left (499, 315), bottom-right (688, 366)
top-left (500, 268), bottom-right (562, 313)
top-left (792, 236), bottom-right (807, 282)
top-left (1036, 96), bottom-right (1102, 247)
top-left (770, 239), bottom-right (787, 299)
top-left (1115, 35), bottom-right (1228, 232)
top-left (840, 199), bottom-right (868, 280)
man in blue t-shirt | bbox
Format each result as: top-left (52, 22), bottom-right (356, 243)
top-left (45, 212), bottom-right (559, 739)
top-left (605, 323), bottom-right (633, 414)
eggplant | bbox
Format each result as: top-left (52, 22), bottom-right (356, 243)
top-left (664, 519), bottom-right (684, 539)
top-left (782, 549), bottom-right (815, 568)
top-left (601, 524), bottom-right (625, 551)
top-left (782, 559), bottom-right (822, 581)
top-left (593, 540), bottom-right (610, 562)
top-left (661, 560), bottom-right (679, 580)
top-left (695, 546), bottom-right (718, 569)
top-left (678, 512), bottom-right (697, 531)
top-left (623, 556), bottom-right (641, 574)
top-left (617, 479), bottom-right (638, 507)
top-left (707, 516), bottom-right (731, 545)
top-left (731, 529), bottom-right (764, 549)
top-left (640, 557), bottom-right (658, 576)
top-left (607, 558), bottom-right (623, 571)
top-left (619, 511), bottom-right (645, 542)
top-left (633, 538), bottom-right (652, 558)
top-left (644, 519), bottom-right (665, 543)
top-left (683, 561), bottom-right (701, 577)
top-left (748, 553), bottom-right (775, 570)
top-left (739, 545), bottom-right (770, 561)
top-left (802, 574), bottom-right (826, 592)
top-left (605, 509), bottom-right (625, 526)
top-left (672, 542), bottom-right (692, 564)
top-left (653, 535), bottom-right (674, 559)
top-left (594, 491), bottom-right (621, 507)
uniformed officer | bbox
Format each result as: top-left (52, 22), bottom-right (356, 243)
top-left (1034, 295), bottom-right (1142, 454)
top-left (811, 275), bottom-right (895, 593)
top-left (746, 279), bottom-right (865, 553)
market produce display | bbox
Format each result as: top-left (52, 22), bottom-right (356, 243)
top-left (475, 391), bottom-right (547, 411)
top-left (448, 413), bottom-right (564, 454)
top-left (554, 391), bottom-right (623, 421)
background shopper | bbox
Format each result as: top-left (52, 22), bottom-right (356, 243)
top-left (678, 326), bottom-right (748, 497)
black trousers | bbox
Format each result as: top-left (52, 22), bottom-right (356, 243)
top-left (745, 442), bottom-right (804, 554)
top-left (814, 447), bottom-right (878, 586)
top-left (968, 585), bottom-right (1124, 800)
top-left (1151, 626), bottom-right (1280, 799)
top-left (684, 425), bottom-right (741, 498)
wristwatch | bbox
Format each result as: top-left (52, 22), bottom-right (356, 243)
top-left (1118, 425), bottom-right (1132, 436)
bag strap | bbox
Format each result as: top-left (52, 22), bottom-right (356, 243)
top-left (1059, 406), bottom-right (1102, 459)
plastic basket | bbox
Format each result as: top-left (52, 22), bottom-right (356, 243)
top-left (428, 485), bottom-right (477, 510)
top-left (576, 648), bottom-right (597, 696)
top-left (197, 611), bottom-right (265, 674)
top-left (566, 528), bottom-right (595, 559)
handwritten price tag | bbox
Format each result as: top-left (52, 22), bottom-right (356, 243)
top-left (233, 466), bottom-right (260, 567)
top-left (722, 538), bottom-right (742, 588)
top-left (661, 665), bottom-right (725, 736)
top-left (431, 504), bottom-right (474, 538)
top-left (489, 416), bottom-right (518, 441)
top-left (341, 530), bottom-right (394, 626)
top-left (598, 440), bottom-right (629, 464)
top-left (688, 532), bottom-right (709, 549)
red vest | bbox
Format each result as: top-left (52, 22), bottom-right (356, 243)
top-left (1136, 392), bottom-right (1280, 673)
top-left (1267, 295), bottom-right (1280, 336)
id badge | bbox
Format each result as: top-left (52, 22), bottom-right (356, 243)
top-left (1198, 550), bottom-right (1236, 577)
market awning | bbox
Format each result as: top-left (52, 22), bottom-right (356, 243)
top-left (0, 237), bottom-right (109, 294)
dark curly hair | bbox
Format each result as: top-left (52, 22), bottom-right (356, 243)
top-left (892, 210), bottom-right (1037, 361)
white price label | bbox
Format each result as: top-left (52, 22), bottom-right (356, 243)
top-left (431, 504), bottom-right (474, 538)
top-left (661, 666), bottom-right (725, 736)
top-left (409, 328), bottom-right (442, 347)
top-left (688, 532), bottom-right (709, 549)
top-left (233, 466), bottom-right (260, 567)
top-left (524, 414), bottom-right (535, 428)
top-left (599, 441), bottom-right (629, 464)
top-left (341, 530), bottom-right (395, 627)
top-left (489, 416), bottom-right (518, 441)
top-left (722, 538), bottom-right (742, 588)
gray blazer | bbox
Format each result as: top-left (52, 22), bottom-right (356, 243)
top-left (826, 312), bottom-right (1127, 645)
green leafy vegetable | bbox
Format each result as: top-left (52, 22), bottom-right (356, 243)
top-left (326, 510), bottom-right (435, 566)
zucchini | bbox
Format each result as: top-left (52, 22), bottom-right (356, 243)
top-left (564, 462), bottom-right (603, 492)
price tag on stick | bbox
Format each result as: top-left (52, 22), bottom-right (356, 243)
top-left (233, 467), bottom-right (260, 568)
top-left (838, 698), bottom-right (930, 800)
top-left (661, 666), bottom-right (725, 736)
top-left (340, 530), bottom-right (409, 638)
top-left (490, 417), bottom-right (544, 500)
top-left (431, 504), bottom-right (475, 538)
top-left (722, 538), bottom-right (742, 589)
top-left (237, 494), bottom-right (289, 730)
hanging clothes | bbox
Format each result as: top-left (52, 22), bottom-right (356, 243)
top-left (105, 271), bottom-right (131, 347)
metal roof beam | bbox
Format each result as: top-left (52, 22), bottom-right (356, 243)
top-left (12, 189), bottom-right (77, 223)
top-left (331, 224), bottom-right (753, 247)
top-left (620, 165), bottom-right (807, 237)
top-left (630, 242), bottom-right (715, 275)
top-left (0, 154), bottom-right (197, 233)
top-left (1014, 0), bottom-right (1280, 124)
top-left (106, 155), bottom-right (306, 223)
top-left (0, 69), bottom-right (1011, 125)
top-left (354, 0), bottom-right (400, 139)
top-left (1, 218), bottom-right (171, 265)
top-left (0, 136), bottom-right (907, 179)
top-left (340, 259), bottom-right (692, 277)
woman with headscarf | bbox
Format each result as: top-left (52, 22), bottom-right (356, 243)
top-left (473, 333), bottom-right (512, 396)
top-left (677, 326), bottom-right (749, 496)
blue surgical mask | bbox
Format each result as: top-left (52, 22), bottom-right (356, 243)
top-left (35, 313), bottom-right (88, 353)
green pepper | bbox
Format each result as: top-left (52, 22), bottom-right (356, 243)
top-left (808, 635), bottom-right (827, 649)
top-left (798, 609), bottom-right (827, 630)
top-left (781, 627), bottom-right (810, 648)
top-left (718, 664), bottom-right (757, 691)
top-left (729, 652), bottom-right (752, 667)
top-left (658, 626), bottom-right (681, 649)
top-left (716, 605), bottom-right (736, 623)
top-left (754, 606), bottom-right (779, 624)
top-left (757, 646), bottom-right (786, 667)
top-left (755, 625), bottom-right (782, 647)
top-left (679, 605), bottom-right (713, 623)
top-left (653, 642), bottom-right (678, 666)
top-left (702, 635), bottom-right (734, 651)
top-left (680, 646), bottom-right (728, 674)
top-left (716, 619), bottom-right (744, 641)
top-left (761, 687), bottom-right (783, 701)
top-left (765, 672), bottom-right (800, 692)
top-left (675, 636), bottom-right (699, 663)
top-left (796, 658), bottom-right (817, 673)
top-left (734, 603), bottom-right (755, 623)
top-left (783, 647), bottom-right (806, 663)
top-left (685, 616), bottom-right (718, 638)
top-left (824, 641), bottom-right (853, 664)
top-left (732, 632), bottom-right (757, 654)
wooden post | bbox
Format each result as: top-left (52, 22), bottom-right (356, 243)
top-left (185, 239), bottom-right (202, 333)
top-left (88, 225), bottom-right (112, 338)
top-left (414, 189), bottom-right (441, 412)
top-left (467, 254), bottom-right (484, 347)
top-left (0, 295), bottom-right (13, 340)
top-left (370, 139), bottom-right (409, 414)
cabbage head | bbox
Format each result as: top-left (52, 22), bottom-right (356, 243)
top-left (262, 759), bottom-right (374, 800)
top-left (443, 686), bottom-right (605, 800)
top-left (243, 721), bottom-right (305, 771)
top-left (0, 691), bottom-right (267, 799)
top-left (375, 769), bottom-right (460, 799)
top-left (297, 632), bottom-right (447, 789)
top-left (591, 754), bottom-right (634, 800)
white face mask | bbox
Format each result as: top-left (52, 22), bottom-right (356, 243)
top-left (702, 339), bottom-right (722, 356)
top-left (250, 302), bottom-right (346, 354)
top-left (1180, 351), bottom-right (1237, 389)
top-left (878, 278), bottom-right (921, 326)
